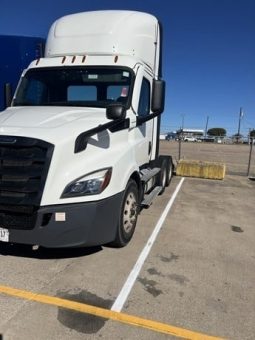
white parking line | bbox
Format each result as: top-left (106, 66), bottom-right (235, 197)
top-left (111, 177), bottom-right (185, 312)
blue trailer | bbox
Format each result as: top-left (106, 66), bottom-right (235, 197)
top-left (0, 35), bottom-right (44, 111)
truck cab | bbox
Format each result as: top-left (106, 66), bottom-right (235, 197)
top-left (0, 11), bottom-right (173, 248)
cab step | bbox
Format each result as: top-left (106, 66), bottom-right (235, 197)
top-left (141, 186), bottom-right (162, 208)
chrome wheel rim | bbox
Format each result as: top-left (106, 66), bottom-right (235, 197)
top-left (123, 192), bottom-right (137, 233)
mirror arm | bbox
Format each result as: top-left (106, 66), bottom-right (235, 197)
top-left (75, 118), bottom-right (129, 153)
top-left (136, 111), bottom-right (162, 126)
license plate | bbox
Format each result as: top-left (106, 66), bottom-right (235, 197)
top-left (0, 228), bottom-right (9, 242)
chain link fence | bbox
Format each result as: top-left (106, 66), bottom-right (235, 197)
top-left (160, 140), bottom-right (255, 177)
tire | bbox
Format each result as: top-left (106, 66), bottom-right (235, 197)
top-left (157, 157), bottom-right (167, 195)
top-left (110, 179), bottom-right (139, 248)
top-left (157, 156), bottom-right (173, 194)
top-left (166, 156), bottom-right (173, 187)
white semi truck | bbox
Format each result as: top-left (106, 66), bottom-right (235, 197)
top-left (0, 11), bottom-right (173, 248)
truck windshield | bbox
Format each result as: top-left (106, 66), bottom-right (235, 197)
top-left (13, 67), bottom-right (133, 108)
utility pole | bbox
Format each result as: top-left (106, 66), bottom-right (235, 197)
top-left (181, 114), bottom-right (185, 130)
top-left (178, 126), bottom-right (182, 160)
top-left (205, 115), bottom-right (209, 137)
top-left (237, 107), bottom-right (243, 143)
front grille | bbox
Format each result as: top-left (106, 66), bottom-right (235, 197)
top-left (0, 136), bottom-right (54, 230)
top-left (0, 210), bottom-right (37, 230)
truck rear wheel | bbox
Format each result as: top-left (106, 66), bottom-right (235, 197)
top-left (166, 156), bottom-right (173, 187)
top-left (157, 156), bottom-right (173, 194)
top-left (110, 179), bottom-right (139, 247)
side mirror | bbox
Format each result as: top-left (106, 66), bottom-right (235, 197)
top-left (106, 103), bottom-right (126, 120)
top-left (4, 83), bottom-right (12, 108)
top-left (151, 79), bottom-right (165, 114)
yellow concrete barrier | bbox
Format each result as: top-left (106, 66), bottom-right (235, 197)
top-left (176, 160), bottom-right (226, 180)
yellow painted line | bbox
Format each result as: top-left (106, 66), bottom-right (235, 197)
top-left (0, 285), bottom-right (224, 340)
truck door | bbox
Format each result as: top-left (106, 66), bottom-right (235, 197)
top-left (131, 75), bottom-right (154, 167)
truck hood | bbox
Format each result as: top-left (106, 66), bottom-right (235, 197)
top-left (0, 106), bottom-right (107, 129)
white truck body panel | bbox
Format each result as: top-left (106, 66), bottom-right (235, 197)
top-left (45, 10), bottom-right (160, 77)
top-left (0, 106), bottom-right (140, 205)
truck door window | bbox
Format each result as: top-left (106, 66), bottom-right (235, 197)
top-left (138, 78), bottom-right (150, 116)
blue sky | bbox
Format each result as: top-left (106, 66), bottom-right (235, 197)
top-left (0, 0), bottom-right (254, 136)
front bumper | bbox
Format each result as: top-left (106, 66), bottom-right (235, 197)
top-left (5, 192), bottom-right (123, 248)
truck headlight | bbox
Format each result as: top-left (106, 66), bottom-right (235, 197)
top-left (61, 168), bottom-right (112, 198)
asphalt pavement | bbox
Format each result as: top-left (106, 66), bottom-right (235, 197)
top-left (0, 143), bottom-right (255, 339)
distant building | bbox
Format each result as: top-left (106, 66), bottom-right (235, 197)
top-left (159, 131), bottom-right (178, 141)
top-left (165, 132), bottom-right (177, 140)
top-left (160, 133), bottom-right (167, 140)
top-left (176, 129), bottom-right (204, 137)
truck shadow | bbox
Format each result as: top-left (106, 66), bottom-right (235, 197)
top-left (0, 243), bottom-right (102, 259)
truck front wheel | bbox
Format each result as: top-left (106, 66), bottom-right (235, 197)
top-left (111, 179), bottom-right (139, 247)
